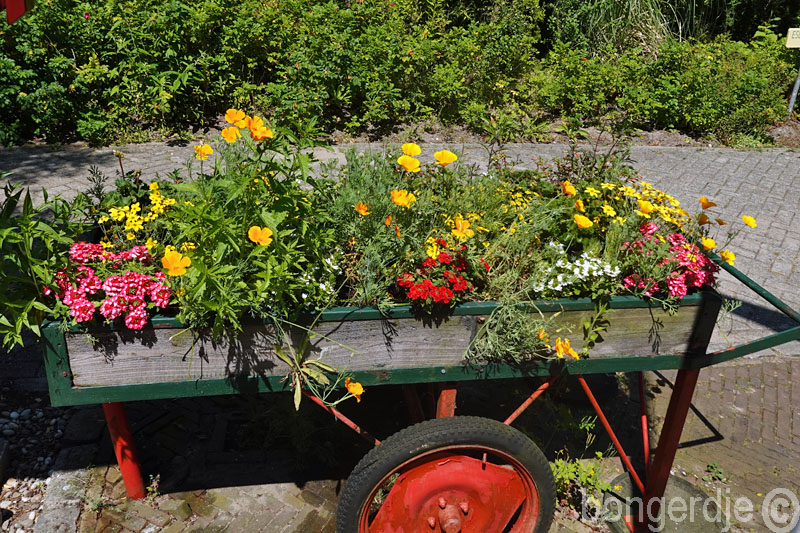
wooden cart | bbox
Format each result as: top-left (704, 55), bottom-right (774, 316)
top-left (41, 257), bottom-right (800, 532)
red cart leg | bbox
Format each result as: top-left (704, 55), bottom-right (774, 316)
top-left (436, 383), bottom-right (457, 418)
top-left (641, 368), bottom-right (700, 526)
top-left (102, 402), bottom-right (146, 500)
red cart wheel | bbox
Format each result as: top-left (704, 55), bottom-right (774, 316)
top-left (337, 416), bottom-right (555, 532)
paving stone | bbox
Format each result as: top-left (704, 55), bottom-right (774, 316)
top-left (124, 500), bottom-right (172, 527)
top-left (158, 499), bottom-right (192, 521)
top-left (160, 521), bottom-right (186, 533)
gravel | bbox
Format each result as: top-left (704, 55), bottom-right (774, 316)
top-left (0, 388), bottom-right (75, 533)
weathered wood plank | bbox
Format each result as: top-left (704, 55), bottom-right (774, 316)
top-left (68, 302), bottom-right (714, 388)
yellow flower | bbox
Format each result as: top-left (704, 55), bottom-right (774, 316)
top-left (574, 199), bottom-right (585, 212)
top-left (698, 196), bottom-right (717, 209)
top-left (614, 216), bottom-right (627, 225)
top-left (98, 216), bottom-right (109, 224)
top-left (401, 143), bottom-right (421, 156)
top-left (100, 240), bottom-right (113, 250)
top-left (397, 155), bottom-right (421, 173)
top-left (344, 377), bottom-right (364, 402)
top-left (248, 226), bottom-right (274, 246)
top-left (224, 108), bottom-right (246, 125)
top-left (221, 126), bottom-right (242, 143)
top-left (145, 237), bottom-right (158, 251)
top-left (720, 249), bottom-right (735, 266)
top-left (574, 214), bottom-right (593, 229)
top-left (451, 215), bottom-right (475, 240)
top-left (637, 200), bottom-right (655, 215)
top-left (537, 329), bottom-right (549, 342)
top-left (434, 150), bottom-right (457, 166)
top-left (561, 181), bottom-right (576, 196)
top-left (585, 187), bottom-right (600, 198)
top-left (109, 207), bottom-right (126, 221)
top-left (347, 237), bottom-right (356, 247)
top-left (554, 337), bottom-right (579, 360)
top-left (180, 242), bottom-right (196, 252)
top-left (425, 237), bottom-right (440, 259)
top-left (742, 215), bottom-right (757, 228)
top-left (194, 144), bottom-right (213, 161)
top-left (391, 189), bottom-right (417, 208)
top-left (149, 182), bottom-right (159, 192)
top-left (126, 232), bottom-right (135, 240)
top-left (354, 202), bottom-right (370, 216)
top-left (701, 237), bottom-right (716, 250)
top-left (602, 204), bottom-right (616, 217)
top-left (162, 250), bottom-right (191, 276)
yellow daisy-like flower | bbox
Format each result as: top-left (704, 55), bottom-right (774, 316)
top-left (125, 232), bottom-right (135, 241)
top-left (109, 207), bottom-right (126, 221)
top-left (701, 237), bottom-right (716, 251)
top-left (720, 249), bottom-right (735, 266)
top-left (401, 143), bottom-right (421, 156)
top-left (742, 215), bottom-right (757, 228)
top-left (194, 144), bottom-right (213, 161)
top-left (145, 237), bottom-right (158, 251)
top-left (451, 215), bottom-right (475, 240)
top-left (585, 187), bottom-right (600, 198)
top-left (602, 204), bottom-right (616, 217)
top-left (149, 181), bottom-right (159, 191)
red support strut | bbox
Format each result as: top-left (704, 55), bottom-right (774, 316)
top-left (436, 383), bottom-right (457, 418)
top-left (638, 372), bottom-right (650, 472)
top-left (504, 376), bottom-right (557, 425)
top-left (642, 369), bottom-right (700, 522)
top-left (101, 402), bottom-right (146, 500)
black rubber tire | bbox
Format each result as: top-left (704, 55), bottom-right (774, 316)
top-left (336, 415), bottom-right (555, 532)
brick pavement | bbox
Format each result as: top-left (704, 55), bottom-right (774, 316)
top-left (1, 141), bottom-right (799, 532)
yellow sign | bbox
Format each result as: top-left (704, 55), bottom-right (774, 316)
top-left (787, 28), bottom-right (800, 48)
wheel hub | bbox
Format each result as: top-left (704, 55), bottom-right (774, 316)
top-left (369, 454), bottom-right (527, 531)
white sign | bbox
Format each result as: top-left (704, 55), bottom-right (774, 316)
top-left (787, 28), bottom-right (800, 48)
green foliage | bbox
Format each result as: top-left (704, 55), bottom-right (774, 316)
top-left (0, 179), bottom-right (83, 348)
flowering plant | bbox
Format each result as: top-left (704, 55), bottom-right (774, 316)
top-left (7, 109), bottom-right (755, 375)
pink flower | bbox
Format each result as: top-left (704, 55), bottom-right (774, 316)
top-left (639, 221), bottom-right (658, 237)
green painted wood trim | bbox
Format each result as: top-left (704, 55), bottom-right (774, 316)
top-left (45, 353), bottom-right (692, 407)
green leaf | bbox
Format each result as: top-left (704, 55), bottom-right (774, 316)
top-left (293, 382), bottom-right (302, 411)
top-left (301, 366), bottom-right (330, 386)
top-left (305, 359), bottom-right (336, 373)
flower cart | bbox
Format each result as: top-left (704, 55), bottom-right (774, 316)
top-left (39, 265), bottom-right (800, 532)
top-left (14, 114), bottom-right (799, 532)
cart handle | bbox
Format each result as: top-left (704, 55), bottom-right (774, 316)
top-left (688, 254), bottom-right (800, 367)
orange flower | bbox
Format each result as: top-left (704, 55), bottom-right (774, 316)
top-left (401, 143), bottom-right (421, 156)
top-left (698, 196), bottom-right (717, 209)
top-left (161, 250), bottom-right (191, 276)
top-left (715, 218), bottom-right (727, 225)
top-left (434, 150), bottom-right (457, 166)
top-left (397, 155), bottom-right (421, 173)
top-left (637, 200), bottom-right (655, 214)
top-left (250, 124), bottom-right (274, 141)
top-left (391, 189), bottom-right (417, 208)
top-left (194, 144), bottom-right (213, 161)
top-left (451, 215), bottom-right (474, 240)
top-left (394, 224), bottom-right (402, 240)
top-left (224, 108), bottom-right (245, 125)
top-left (574, 199), bottom-right (585, 212)
top-left (561, 181), bottom-right (576, 196)
top-left (221, 126), bottom-right (241, 143)
top-left (345, 377), bottom-right (364, 402)
top-left (247, 115), bottom-right (265, 131)
top-left (701, 237), bottom-right (716, 250)
top-left (554, 337), bottom-right (579, 360)
top-left (248, 225), bottom-right (274, 246)
top-left (384, 214), bottom-right (392, 227)
top-left (698, 213), bottom-right (710, 225)
top-left (354, 202), bottom-right (370, 216)
top-left (574, 214), bottom-right (593, 229)
top-left (742, 215), bottom-right (756, 228)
